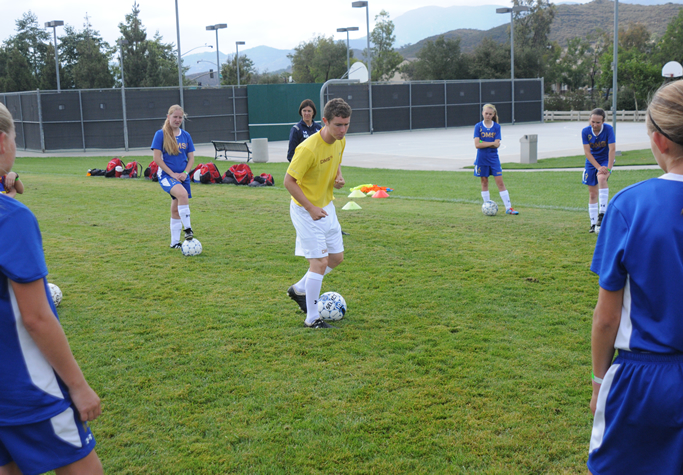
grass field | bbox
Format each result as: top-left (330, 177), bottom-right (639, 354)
top-left (463, 148), bottom-right (657, 170)
top-left (13, 155), bottom-right (662, 474)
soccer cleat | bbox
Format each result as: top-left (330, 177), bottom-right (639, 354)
top-left (589, 224), bottom-right (596, 234)
top-left (305, 318), bottom-right (336, 329)
top-left (184, 228), bottom-right (194, 241)
top-left (170, 242), bottom-right (182, 249)
top-left (505, 208), bottom-right (519, 215)
top-left (597, 213), bottom-right (604, 227)
top-left (287, 286), bottom-right (307, 313)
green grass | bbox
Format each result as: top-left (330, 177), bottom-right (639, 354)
top-left (463, 148), bottom-right (657, 169)
top-left (13, 155), bottom-right (663, 474)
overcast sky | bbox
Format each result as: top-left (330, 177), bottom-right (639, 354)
top-left (2, 0), bottom-right (534, 54)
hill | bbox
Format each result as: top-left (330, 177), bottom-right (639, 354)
top-left (398, 0), bottom-right (683, 59)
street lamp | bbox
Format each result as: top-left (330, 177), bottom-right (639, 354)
top-left (352, 1), bottom-right (372, 133)
top-left (337, 27), bottom-right (359, 77)
top-left (206, 24), bottom-right (227, 80)
top-left (182, 44), bottom-right (213, 57)
top-left (45, 21), bottom-right (64, 92)
top-left (236, 41), bottom-right (245, 86)
top-left (117, 39), bottom-right (129, 151)
top-left (496, 5), bottom-right (530, 124)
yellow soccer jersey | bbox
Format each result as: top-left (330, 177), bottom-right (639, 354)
top-left (287, 132), bottom-right (345, 208)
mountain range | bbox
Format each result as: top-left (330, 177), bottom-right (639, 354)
top-left (187, 0), bottom-right (683, 76)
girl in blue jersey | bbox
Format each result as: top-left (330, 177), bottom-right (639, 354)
top-left (0, 103), bottom-right (103, 474)
top-left (287, 99), bottom-right (322, 162)
top-left (152, 105), bottom-right (196, 249)
top-left (581, 108), bottom-right (616, 234)
top-left (474, 104), bottom-right (519, 215)
top-left (588, 80), bottom-right (683, 474)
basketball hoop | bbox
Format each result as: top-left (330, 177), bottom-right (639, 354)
top-left (662, 61), bottom-right (683, 78)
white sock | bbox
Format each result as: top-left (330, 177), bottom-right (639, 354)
top-left (294, 271), bottom-right (309, 293)
top-left (170, 218), bottom-right (182, 245)
top-left (295, 267), bottom-right (332, 293)
top-left (481, 191), bottom-right (490, 202)
top-left (304, 272), bottom-right (324, 325)
top-left (589, 203), bottom-right (598, 225)
top-left (178, 205), bottom-right (191, 230)
top-left (599, 189), bottom-right (609, 214)
top-left (499, 190), bottom-right (512, 210)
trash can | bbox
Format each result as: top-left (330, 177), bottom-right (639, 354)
top-left (251, 138), bottom-right (269, 163)
top-left (520, 134), bottom-right (538, 164)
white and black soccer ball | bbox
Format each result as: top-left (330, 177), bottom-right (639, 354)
top-left (182, 238), bottom-right (203, 256)
top-left (482, 200), bottom-right (498, 216)
top-left (48, 283), bottom-right (62, 307)
top-left (317, 292), bottom-right (347, 321)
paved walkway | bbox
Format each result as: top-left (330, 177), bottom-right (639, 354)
top-left (17, 121), bottom-right (653, 172)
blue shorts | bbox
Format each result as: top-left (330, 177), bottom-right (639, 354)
top-left (159, 174), bottom-right (192, 200)
top-left (588, 351), bottom-right (683, 475)
top-left (0, 406), bottom-right (96, 475)
top-left (474, 164), bottom-right (502, 178)
top-left (582, 164), bottom-right (610, 187)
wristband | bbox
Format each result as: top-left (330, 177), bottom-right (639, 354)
top-left (591, 371), bottom-right (603, 384)
top-left (13, 174), bottom-right (18, 180)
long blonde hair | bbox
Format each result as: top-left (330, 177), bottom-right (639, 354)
top-left (647, 81), bottom-right (683, 152)
top-left (0, 103), bottom-right (15, 176)
top-left (483, 104), bottom-right (499, 123)
top-left (162, 104), bottom-right (185, 156)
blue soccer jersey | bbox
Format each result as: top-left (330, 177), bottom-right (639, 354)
top-left (591, 173), bottom-right (683, 353)
top-left (474, 121), bottom-right (502, 167)
top-left (151, 129), bottom-right (196, 177)
top-left (0, 196), bottom-right (72, 425)
top-left (582, 123), bottom-right (615, 168)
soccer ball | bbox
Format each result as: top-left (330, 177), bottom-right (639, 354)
top-left (317, 292), bottom-right (347, 321)
top-left (48, 283), bottom-right (62, 307)
top-left (182, 238), bottom-right (203, 256)
top-left (482, 200), bottom-right (498, 216)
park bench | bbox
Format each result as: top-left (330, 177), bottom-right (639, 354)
top-left (211, 140), bottom-right (252, 162)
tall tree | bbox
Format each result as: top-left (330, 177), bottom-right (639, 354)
top-left (654, 9), bottom-right (683, 67)
top-left (401, 35), bottom-right (469, 80)
top-left (288, 36), bottom-right (347, 83)
top-left (511, 0), bottom-right (556, 80)
top-left (220, 54), bottom-right (256, 85)
top-left (117, 2), bottom-right (149, 87)
top-left (469, 37), bottom-right (510, 80)
top-left (1, 11), bottom-right (51, 91)
top-left (369, 10), bottom-right (403, 81)
top-left (60, 17), bottom-right (115, 89)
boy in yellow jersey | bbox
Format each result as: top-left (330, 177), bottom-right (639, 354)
top-left (284, 98), bottom-right (351, 328)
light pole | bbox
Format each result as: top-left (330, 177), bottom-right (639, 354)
top-left (236, 41), bottom-right (245, 86)
top-left (175, 0), bottom-right (184, 110)
top-left (206, 24), bottom-right (227, 80)
top-left (612, 0), bottom-right (619, 135)
top-left (45, 21), bottom-right (64, 92)
top-left (337, 27), bottom-right (359, 77)
top-left (117, 39), bottom-right (129, 151)
top-left (496, 5), bottom-right (530, 124)
top-left (352, 1), bottom-right (372, 133)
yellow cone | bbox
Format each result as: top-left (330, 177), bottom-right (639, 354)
top-left (348, 189), bottom-right (366, 198)
top-left (342, 201), bottom-right (362, 210)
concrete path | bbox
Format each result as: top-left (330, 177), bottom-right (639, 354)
top-left (17, 121), bottom-right (652, 172)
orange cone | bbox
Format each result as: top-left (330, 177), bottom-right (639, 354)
top-left (372, 190), bottom-right (389, 198)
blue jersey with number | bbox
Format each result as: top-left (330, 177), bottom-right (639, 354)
top-left (591, 174), bottom-right (683, 354)
top-left (582, 123), bottom-right (615, 168)
top-left (0, 196), bottom-right (72, 425)
top-left (151, 129), bottom-right (195, 177)
top-left (474, 121), bottom-right (502, 167)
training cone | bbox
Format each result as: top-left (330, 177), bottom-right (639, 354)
top-left (348, 189), bottom-right (366, 198)
top-left (342, 201), bottom-right (362, 210)
top-left (372, 190), bottom-right (390, 198)
top-left (366, 191), bottom-right (375, 196)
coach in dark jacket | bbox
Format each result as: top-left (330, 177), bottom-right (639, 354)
top-left (287, 99), bottom-right (323, 162)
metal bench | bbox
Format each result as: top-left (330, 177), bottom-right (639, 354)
top-left (211, 141), bottom-right (252, 162)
